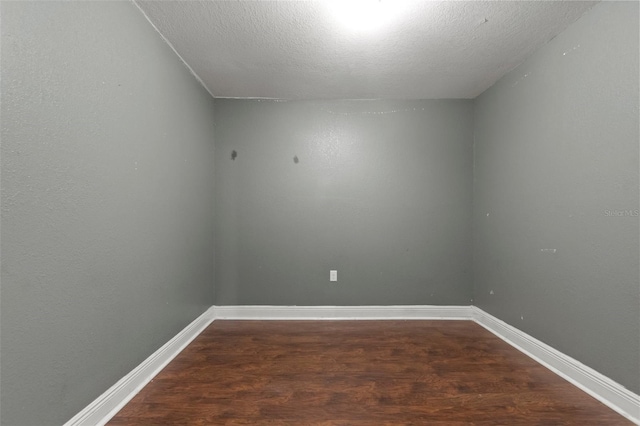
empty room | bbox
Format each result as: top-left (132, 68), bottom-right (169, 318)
top-left (1, 0), bottom-right (638, 424)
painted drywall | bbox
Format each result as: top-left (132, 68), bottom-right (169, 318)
top-left (473, 1), bottom-right (639, 393)
top-left (0, 2), bottom-right (215, 425)
top-left (214, 99), bottom-right (473, 305)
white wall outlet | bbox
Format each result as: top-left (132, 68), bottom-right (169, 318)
top-left (330, 270), bottom-right (337, 282)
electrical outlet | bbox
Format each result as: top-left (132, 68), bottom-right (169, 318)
top-left (330, 270), bottom-right (337, 282)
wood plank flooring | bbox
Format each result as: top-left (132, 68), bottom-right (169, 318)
top-left (109, 320), bottom-right (632, 425)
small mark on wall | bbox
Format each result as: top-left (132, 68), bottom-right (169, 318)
top-left (511, 72), bottom-right (530, 87)
top-left (231, 150), bottom-right (237, 160)
top-left (293, 155), bottom-right (299, 164)
top-left (563, 44), bottom-right (581, 56)
top-left (489, 290), bottom-right (494, 295)
top-left (475, 17), bottom-right (489, 29)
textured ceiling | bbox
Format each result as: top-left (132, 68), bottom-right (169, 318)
top-left (134, 1), bottom-right (597, 99)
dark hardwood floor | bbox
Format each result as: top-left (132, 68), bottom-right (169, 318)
top-left (109, 320), bottom-right (632, 425)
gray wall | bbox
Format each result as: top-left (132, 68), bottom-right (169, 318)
top-left (214, 99), bottom-right (474, 305)
top-left (473, 1), bottom-right (639, 393)
top-left (0, 2), bottom-right (215, 425)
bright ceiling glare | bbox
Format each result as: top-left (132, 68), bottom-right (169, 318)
top-left (328, 0), bottom-right (408, 34)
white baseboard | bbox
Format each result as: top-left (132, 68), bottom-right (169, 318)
top-left (63, 307), bottom-right (216, 426)
top-left (212, 305), bottom-right (473, 320)
top-left (472, 306), bottom-right (640, 425)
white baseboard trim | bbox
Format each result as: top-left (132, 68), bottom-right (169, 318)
top-left (472, 306), bottom-right (640, 425)
top-left (63, 307), bottom-right (216, 426)
top-left (212, 305), bottom-right (473, 320)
